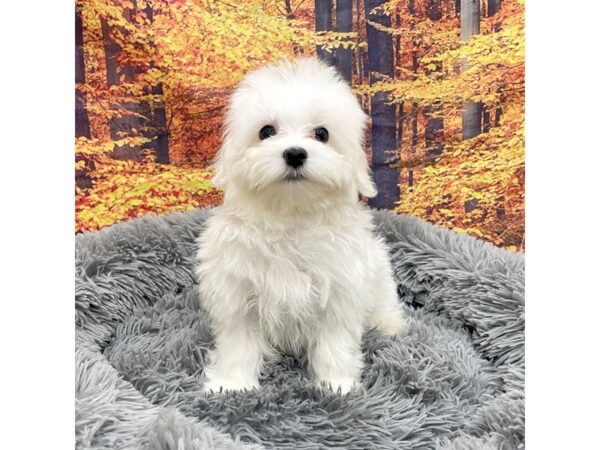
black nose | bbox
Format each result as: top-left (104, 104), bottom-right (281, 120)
top-left (283, 147), bottom-right (307, 168)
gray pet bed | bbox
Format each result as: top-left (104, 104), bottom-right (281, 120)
top-left (75, 208), bottom-right (524, 450)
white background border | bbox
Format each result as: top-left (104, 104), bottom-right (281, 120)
top-left (1, 1), bottom-right (74, 448)
top-left (2, 0), bottom-right (600, 447)
top-left (527, 0), bottom-right (600, 447)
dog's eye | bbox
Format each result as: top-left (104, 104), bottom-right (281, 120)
top-left (259, 125), bottom-right (276, 140)
top-left (314, 127), bottom-right (329, 143)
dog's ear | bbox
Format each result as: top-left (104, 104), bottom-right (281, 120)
top-left (354, 150), bottom-right (377, 198)
top-left (350, 108), bottom-right (377, 197)
top-left (211, 137), bottom-right (231, 189)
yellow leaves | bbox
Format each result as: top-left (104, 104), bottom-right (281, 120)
top-left (361, 2), bottom-right (524, 113)
top-left (76, 0), bottom-right (524, 250)
top-left (76, 136), bottom-right (151, 157)
top-left (396, 96), bottom-right (524, 249)
top-left (75, 142), bottom-right (216, 233)
top-left (314, 31), bottom-right (358, 52)
top-left (372, 1), bottom-right (525, 249)
top-left (366, 20), bottom-right (403, 36)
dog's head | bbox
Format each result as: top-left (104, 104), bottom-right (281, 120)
top-left (212, 58), bottom-right (376, 209)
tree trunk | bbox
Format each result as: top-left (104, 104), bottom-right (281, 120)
top-left (461, 0), bottom-right (482, 140)
top-left (315, 0), bottom-right (334, 65)
top-left (75, 5), bottom-right (94, 190)
top-left (334, 0), bottom-right (353, 83)
top-left (149, 84), bottom-right (170, 164)
top-left (427, 0), bottom-right (442, 20)
top-left (101, 1), bottom-right (169, 163)
top-left (425, 109), bottom-right (444, 156)
top-left (482, 107), bottom-right (491, 132)
top-left (481, 0), bottom-right (502, 133)
top-left (365, 0), bottom-right (399, 209)
top-left (397, 101), bottom-right (404, 165)
top-left (488, 0), bottom-right (501, 16)
top-left (359, 0), bottom-right (369, 79)
top-left (407, 0), bottom-right (418, 185)
top-left (394, 11), bottom-right (404, 175)
top-left (284, 0), bottom-right (303, 55)
top-left (409, 107), bottom-right (417, 187)
top-left (462, 109), bottom-right (481, 208)
top-left (424, 0), bottom-right (444, 157)
top-left (487, 0), bottom-right (502, 128)
top-left (143, 4), bottom-right (170, 164)
top-left (461, 0), bottom-right (483, 213)
top-left (75, 7), bottom-right (91, 139)
top-left (494, 107), bottom-right (503, 126)
top-left (355, 0), bottom-right (366, 108)
top-left (101, 2), bottom-right (143, 161)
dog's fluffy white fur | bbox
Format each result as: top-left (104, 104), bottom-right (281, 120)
top-left (196, 58), bottom-right (408, 394)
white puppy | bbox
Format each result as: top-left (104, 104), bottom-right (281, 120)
top-left (196, 58), bottom-right (408, 395)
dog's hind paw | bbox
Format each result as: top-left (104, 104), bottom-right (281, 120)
top-left (317, 377), bottom-right (361, 395)
top-left (371, 308), bottom-right (410, 337)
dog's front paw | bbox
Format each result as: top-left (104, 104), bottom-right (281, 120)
top-left (318, 377), bottom-right (361, 395)
top-left (202, 376), bottom-right (259, 394)
top-left (372, 308), bottom-right (410, 337)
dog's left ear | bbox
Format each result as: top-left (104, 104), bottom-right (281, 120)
top-left (350, 107), bottom-right (377, 197)
top-left (354, 150), bottom-right (377, 198)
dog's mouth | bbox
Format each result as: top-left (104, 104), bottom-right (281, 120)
top-left (283, 170), bottom-right (307, 182)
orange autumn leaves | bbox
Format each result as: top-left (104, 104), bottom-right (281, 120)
top-left (386, 0), bottom-right (525, 250)
top-left (76, 0), bottom-right (524, 250)
top-left (75, 136), bottom-right (218, 232)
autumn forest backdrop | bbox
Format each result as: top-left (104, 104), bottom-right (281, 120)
top-left (75, 0), bottom-right (524, 250)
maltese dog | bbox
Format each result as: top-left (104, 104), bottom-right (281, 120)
top-left (196, 58), bottom-right (408, 395)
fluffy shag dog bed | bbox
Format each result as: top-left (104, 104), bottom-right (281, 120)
top-left (75, 208), bottom-right (524, 450)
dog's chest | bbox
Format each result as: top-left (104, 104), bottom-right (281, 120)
top-left (246, 230), bottom-right (339, 347)
top-left (253, 236), bottom-right (327, 305)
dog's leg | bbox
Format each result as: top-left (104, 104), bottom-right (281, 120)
top-left (367, 242), bottom-right (410, 336)
top-left (368, 277), bottom-right (409, 336)
top-left (203, 314), bottom-right (265, 393)
top-left (308, 322), bottom-right (363, 395)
